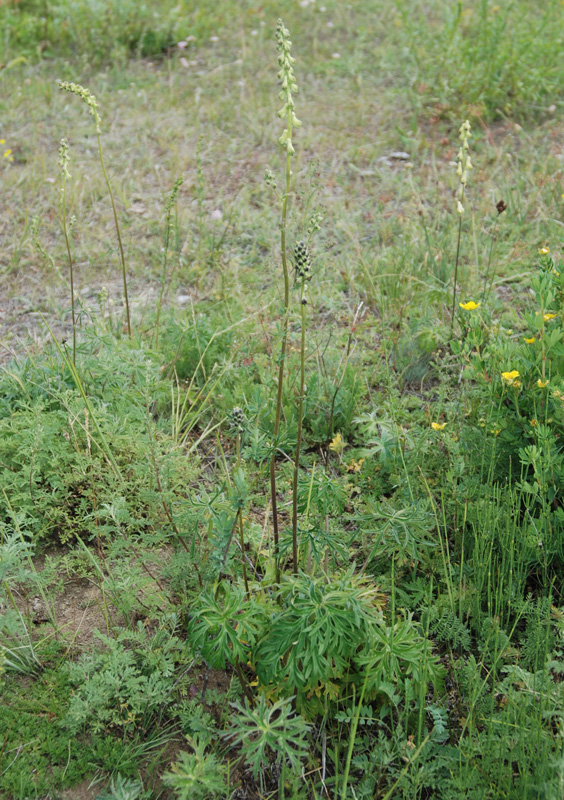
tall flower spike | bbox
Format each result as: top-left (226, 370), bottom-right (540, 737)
top-left (58, 81), bottom-right (101, 134)
top-left (455, 120), bottom-right (472, 215)
top-left (58, 138), bottom-right (71, 182)
top-left (276, 19), bottom-right (302, 155)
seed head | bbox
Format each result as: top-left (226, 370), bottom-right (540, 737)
top-left (294, 240), bottom-right (312, 281)
top-left (58, 80), bottom-right (101, 133)
top-left (230, 407), bottom-right (246, 433)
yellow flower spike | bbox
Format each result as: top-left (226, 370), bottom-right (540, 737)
top-left (524, 337), bottom-right (535, 344)
top-left (501, 370), bottom-right (520, 384)
top-left (346, 458), bottom-right (365, 473)
top-left (459, 300), bottom-right (481, 311)
top-left (543, 313), bottom-right (557, 321)
top-left (537, 379), bottom-right (549, 388)
top-left (539, 247), bottom-right (550, 255)
top-left (431, 422), bottom-right (447, 431)
top-left (329, 432), bottom-right (345, 453)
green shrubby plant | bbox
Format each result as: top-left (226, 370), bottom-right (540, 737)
top-left (462, 250), bottom-right (564, 568)
top-left (163, 739), bottom-right (227, 800)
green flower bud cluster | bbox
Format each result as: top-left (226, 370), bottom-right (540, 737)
top-left (165, 176), bottom-right (184, 215)
top-left (456, 120), bottom-right (472, 216)
top-left (307, 211), bottom-right (323, 239)
top-left (264, 168), bottom-right (277, 190)
top-left (230, 406), bottom-right (246, 433)
top-left (276, 19), bottom-right (302, 155)
top-left (58, 81), bottom-right (101, 134)
top-left (58, 137), bottom-right (71, 180)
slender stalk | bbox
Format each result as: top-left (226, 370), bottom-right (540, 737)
top-left (236, 433), bottom-right (249, 595)
top-left (61, 175), bottom-right (76, 364)
top-left (450, 120), bottom-right (472, 337)
top-left (291, 291), bottom-right (306, 574)
top-left (450, 213), bottom-right (463, 338)
top-left (270, 102), bottom-right (293, 583)
top-left (96, 133), bottom-right (131, 336)
top-left (155, 177), bottom-right (183, 347)
top-left (58, 139), bottom-right (76, 363)
top-left (481, 212), bottom-right (500, 302)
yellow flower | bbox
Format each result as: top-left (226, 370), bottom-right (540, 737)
top-left (543, 313), bottom-right (557, 321)
top-left (3, 149), bottom-right (11, 158)
top-left (329, 432), bottom-right (345, 453)
top-left (537, 379), bottom-right (549, 388)
top-left (501, 370), bottom-right (520, 384)
top-left (459, 300), bottom-right (481, 311)
top-left (431, 422), bottom-right (447, 431)
top-left (524, 337), bottom-right (535, 344)
top-left (0, 139), bottom-right (4, 144)
top-left (539, 247), bottom-right (550, 255)
top-left (346, 458), bottom-right (365, 473)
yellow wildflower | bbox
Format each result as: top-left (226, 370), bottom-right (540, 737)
top-left (530, 419), bottom-right (538, 427)
top-left (431, 422), bottom-right (447, 431)
top-left (539, 247), bottom-right (550, 255)
top-left (3, 149), bottom-right (11, 158)
top-left (524, 337), bottom-right (535, 344)
top-left (501, 370), bottom-right (520, 384)
top-left (0, 139), bottom-right (4, 144)
top-left (537, 379), bottom-right (549, 388)
top-left (346, 458), bottom-right (365, 473)
top-left (459, 300), bottom-right (481, 311)
top-left (329, 432), bottom-right (345, 453)
top-left (543, 313), bottom-right (557, 321)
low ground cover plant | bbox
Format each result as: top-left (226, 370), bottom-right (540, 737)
top-left (3, 3), bottom-right (564, 799)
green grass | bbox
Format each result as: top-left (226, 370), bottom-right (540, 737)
top-left (3, 1), bottom-right (564, 798)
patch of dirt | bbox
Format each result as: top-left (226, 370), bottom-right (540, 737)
top-left (61, 778), bottom-right (98, 800)
top-left (0, 275), bottom-right (199, 365)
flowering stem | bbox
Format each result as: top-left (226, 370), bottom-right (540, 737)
top-left (291, 288), bottom-right (306, 575)
top-left (96, 132), bottom-right (131, 336)
top-left (60, 179), bottom-right (76, 364)
top-left (450, 213), bottom-right (463, 338)
top-left (269, 97), bottom-right (293, 584)
top-left (236, 433), bottom-right (249, 595)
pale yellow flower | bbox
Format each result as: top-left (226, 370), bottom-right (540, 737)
top-left (501, 370), bottom-right (520, 384)
top-left (524, 337), bottom-right (535, 344)
top-left (346, 458), bottom-right (365, 473)
top-left (459, 300), bottom-right (481, 311)
top-left (431, 422), bottom-right (447, 431)
top-left (543, 313), bottom-right (557, 321)
top-left (537, 379), bottom-right (549, 388)
top-left (539, 247), bottom-right (550, 255)
top-left (329, 432), bottom-right (345, 453)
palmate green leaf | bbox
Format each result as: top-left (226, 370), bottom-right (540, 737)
top-left (254, 571), bottom-right (385, 694)
top-left (225, 695), bottom-right (310, 781)
top-left (187, 584), bottom-right (266, 669)
top-left (163, 739), bottom-right (227, 800)
top-left (354, 614), bottom-right (443, 693)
